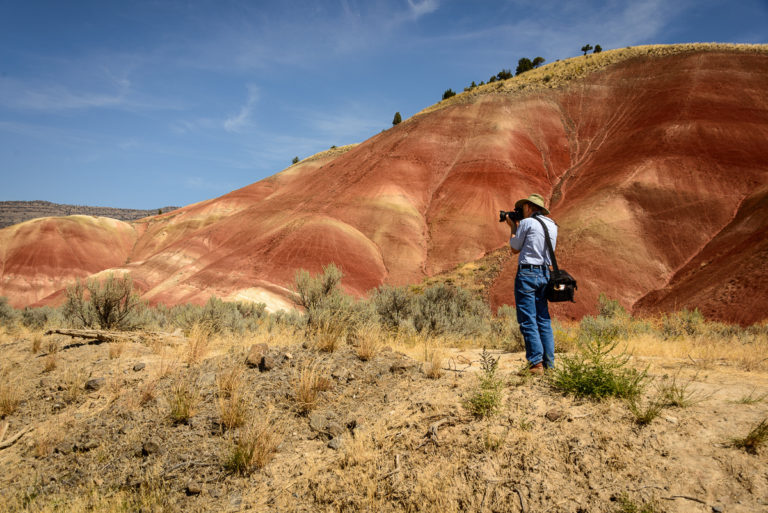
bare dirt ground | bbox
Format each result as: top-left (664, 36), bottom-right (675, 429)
top-left (1, 330), bottom-right (766, 512)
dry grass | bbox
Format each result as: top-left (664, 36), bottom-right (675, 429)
top-left (138, 378), bottom-right (159, 406)
top-left (217, 364), bottom-right (248, 431)
top-left (224, 408), bottom-right (283, 475)
top-left (185, 323), bottom-right (211, 364)
top-left (62, 367), bottom-right (88, 403)
top-left (622, 333), bottom-right (768, 372)
top-left (415, 43), bottom-right (768, 118)
top-left (31, 333), bottom-right (43, 354)
top-left (423, 348), bottom-right (444, 379)
top-left (108, 340), bottom-right (126, 359)
top-left (312, 316), bottom-right (347, 353)
top-left (0, 378), bottom-right (21, 417)
top-left (43, 353), bottom-right (57, 372)
top-left (167, 373), bottom-right (201, 424)
top-left (294, 360), bottom-right (326, 413)
top-left (355, 323), bottom-right (382, 361)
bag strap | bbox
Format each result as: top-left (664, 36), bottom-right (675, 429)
top-left (532, 214), bottom-right (559, 272)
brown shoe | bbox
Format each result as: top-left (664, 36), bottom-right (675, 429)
top-left (529, 363), bottom-right (544, 375)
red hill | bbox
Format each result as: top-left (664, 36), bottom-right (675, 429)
top-left (1, 45), bottom-right (767, 324)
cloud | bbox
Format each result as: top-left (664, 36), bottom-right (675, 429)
top-left (407, 0), bottom-right (439, 19)
top-left (0, 77), bottom-right (129, 111)
top-left (224, 85), bottom-right (259, 133)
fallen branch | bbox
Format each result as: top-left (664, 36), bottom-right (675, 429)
top-left (0, 425), bottom-right (33, 450)
top-left (45, 329), bottom-right (184, 346)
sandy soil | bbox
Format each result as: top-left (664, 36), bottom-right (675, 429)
top-left (1, 333), bottom-right (766, 512)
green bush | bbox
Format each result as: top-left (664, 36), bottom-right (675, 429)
top-left (21, 306), bottom-right (61, 330)
top-left (62, 273), bottom-right (143, 330)
top-left (411, 283), bottom-right (490, 337)
top-left (550, 331), bottom-right (647, 400)
top-left (0, 297), bottom-right (19, 327)
top-left (442, 88), bottom-right (456, 100)
top-left (661, 309), bottom-right (704, 339)
top-left (371, 285), bottom-right (412, 331)
top-left (515, 58), bottom-right (533, 75)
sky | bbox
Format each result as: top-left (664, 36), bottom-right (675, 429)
top-left (1, 0), bottom-right (767, 209)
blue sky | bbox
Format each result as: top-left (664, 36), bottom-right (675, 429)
top-left (1, 0), bottom-right (766, 209)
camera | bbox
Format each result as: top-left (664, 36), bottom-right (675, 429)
top-left (499, 207), bottom-right (524, 223)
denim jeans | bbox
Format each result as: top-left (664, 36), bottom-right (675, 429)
top-left (515, 268), bottom-right (555, 368)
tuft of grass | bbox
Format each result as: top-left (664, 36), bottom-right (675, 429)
top-left (294, 361), bottom-right (325, 413)
top-left (355, 323), bottom-right (382, 361)
top-left (550, 332), bottom-right (647, 401)
top-left (730, 418), bottom-right (768, 454)
top-left (464, 348), bottom-right (503, 418)
top-left (0, 379), bottom-right (21, 417)
top-left (733, 388), bottom-right (768, 404)
top-left (108, 340), bottom-right (127, 360)
top-left (656, 371), bottom-right (705, 408)
top-left (185, 323), bottom-right (211, 364)
top-left (626, 395), bottom-right (664, 426)
top-left (217, 364), bottom-right (247, 430)
top-left (167, 374), bottom-right (201, 424)
top-left (138, 378), bottom-right (159, 406)
top-left (423, 348), bottom-right (444, 379)
top-left (224, 410), bottom-right (283, 475)
top-left (31, 333), bottom-right (43, 354)
top-left (63, 367), bottom-right (89, 404)
top-left (615, 493), bottom-right (659, 513)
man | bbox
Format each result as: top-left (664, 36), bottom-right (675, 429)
top-left (505, 193), bottom-right (558, 374)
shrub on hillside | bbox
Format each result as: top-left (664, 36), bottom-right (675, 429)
top-left (0, 297), bottom-right (19, 327)
top-left (442, 89), bottom-right (456, 100)
top-left (661, 308), bottom-right (704, 339)
top-left (515, 58), bottom-right (533, 75)
top-left (21, 306), bottom-right (61, 330)
top-left (371, 285), bottom-right (412, 331)
top-left (411, 283), bottom-right (490, 337)
top-left (63, 273), bottom-right (143, 330)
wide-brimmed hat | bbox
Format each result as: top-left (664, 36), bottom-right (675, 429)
top-left (514, 193), bottom-right (550, 215)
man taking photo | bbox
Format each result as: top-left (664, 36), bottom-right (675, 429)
top-left (505, 193), bottom-right (558, 374)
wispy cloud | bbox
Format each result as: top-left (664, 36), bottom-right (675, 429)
top-left (0, 77), bottom-right (129, 111)
top-left (224, 85), bottom-right (259, 133)
top-left (407, 0), bottom-right (439, 19)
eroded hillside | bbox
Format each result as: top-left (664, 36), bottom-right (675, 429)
top-left (1, 44), bottom-right (767, 324)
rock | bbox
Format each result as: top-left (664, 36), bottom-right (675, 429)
top-left (85, 378), bottom-right (105, 391)
top-left (186, 483), bottom-right (203, 495)
top-left (308, 412), bottom-right (328, 433)
top-left (55, 442), bottom-right (74, 455)
top-left (390, 359), bottom-right (416, 374)
top-left (259, 354), bottom-right (278, 372)
top-left (133, 362), bottom-right (146, 372)
top-left (142, 440), bottom-right (161, 456)
top-left (327, 421), bottom-right (345, 438)
top-left (545, 409), bottom-right (563, 422)
top-left (328, 437), bottom-right (343, 450)
top-left (283, 352), bottom-right (294, 360)
top-left (52, 402), bottom-right (65, 411)
top-left (245, 343), bottom-right (269, 368)
top-left (711, 507), bottom-right (724, 513)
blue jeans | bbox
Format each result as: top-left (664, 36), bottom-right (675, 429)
top-left (515, 268), bottom-right (555, 368)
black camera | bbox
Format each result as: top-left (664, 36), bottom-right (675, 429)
top-left (499, 207), bottom-right (523, 223)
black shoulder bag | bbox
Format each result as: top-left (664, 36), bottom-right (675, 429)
top-left (532, 215), bottom-right (577, 303)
